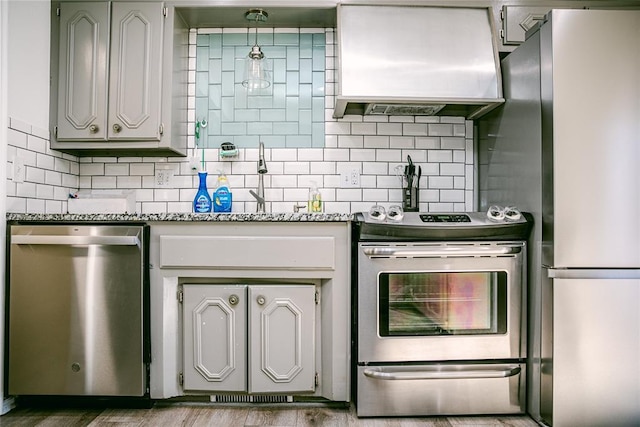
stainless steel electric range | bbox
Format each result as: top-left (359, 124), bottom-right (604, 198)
top-left (353, 211), bottom-right (532, 417)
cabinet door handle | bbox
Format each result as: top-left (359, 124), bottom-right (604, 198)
top-left (89, 124), bottom-right (99, 134)
top-left (113, 123), bottom-right (122, 133)
top-left (256, 295), bottom-right (266, 305)
top-left (228, 294), bottom-right (239, 306)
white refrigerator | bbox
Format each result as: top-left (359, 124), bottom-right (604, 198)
top-left (478, 9), bottom-right (640, 427)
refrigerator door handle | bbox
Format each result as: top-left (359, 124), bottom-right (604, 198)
top-left (547, 268), bottom-right (640, 280)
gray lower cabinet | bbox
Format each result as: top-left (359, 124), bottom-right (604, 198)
top-left (182, 284), bottom-right (316, 394)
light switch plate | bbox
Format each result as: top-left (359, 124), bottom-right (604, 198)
top-left (340, 168), bottom-right (360, 188)
top-left (12, 156), bottom-right (25, 183)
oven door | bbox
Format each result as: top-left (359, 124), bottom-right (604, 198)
top-left (357, 241), bottom-right (525, 363)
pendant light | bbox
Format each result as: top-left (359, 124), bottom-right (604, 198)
top-left (242, 9), bottom-right (271, 92)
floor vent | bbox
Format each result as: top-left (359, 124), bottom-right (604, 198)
top-left (210, 395), bottom-right (293, 404)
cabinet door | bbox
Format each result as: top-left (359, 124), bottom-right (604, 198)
top-left (108, 2), bottom-right (163, 140)
top-left (248, 285), bottom-right (316, 393)
top-left (56, 2), bottom-right (109, 141)
top-left (182, 284), bottom-right (246, 392)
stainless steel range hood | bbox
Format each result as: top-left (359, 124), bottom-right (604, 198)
top-left (334, 5), bottom-right (504, 120)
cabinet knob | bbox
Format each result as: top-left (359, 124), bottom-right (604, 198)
top-left (89, 124), bottom-right (99, 134)
top-left (228, 294), bottom-right (239, 306)
top-left (256, 295), bottom-right (266, 305)
top-left (113, 123), bottom-right (122, 133)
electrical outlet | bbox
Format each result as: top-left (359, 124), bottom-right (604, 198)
top-left (155, 168), bottom-right (173, 187)
top-left (350, 168), bottom-right (360, 187)
top-left (340, 168), bottom-right (360, 188)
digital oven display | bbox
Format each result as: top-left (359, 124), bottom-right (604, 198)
top-left (420, 214), bottom-right (471, 223)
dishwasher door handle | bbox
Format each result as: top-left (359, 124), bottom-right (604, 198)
top-left (363, 365), bottom-right (521, 380)
top-left (12, 235), bottom-right (140, 247)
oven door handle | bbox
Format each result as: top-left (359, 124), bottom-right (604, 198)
top-left (362, 246), bottom-right (521, 257)
top-left (363, 365), bottom-right (521, 380)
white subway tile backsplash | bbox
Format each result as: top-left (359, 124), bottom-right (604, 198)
top-left (26, 198), bottom-right (46, 213)
top-left (105, 164), bottom-right (130, 176)
top-left (421, 189), bottom-right (440, 202)
top-left (337, 135), bottom-right (363, 148)
top-left (130, 163), bottom-right (155, 176)
top-left (26, 167), bottom-right (45, 184)
top-left (351, 122), bottom-right (377, 135)
top-left (441, 137), bottom-right (466, 150)
top-left (429, 176), bottom-right (454, 189)
top-left (441, 189), bottom-right (465, 202)
top-left (389, 136), bottom-right (414, 149)
top-left (54, 157), bottom-right (71, 173)
top-left (428, 123), bottom-right (454, 136)
top-left (27, 135), bottom-right (47, 153)
top-left (45, 170), bottom-right (62, 187)
top-left (350, 149), bottom-right (376, 162)
top-left (377, 123), bottom-right (403, 136)
top-left (8, 118), bottom-right (30, 135)
top-left (362, 162), bottom-right (387, 175)
top-left (80, 163), bottom-right (104, 175)
top-left (154, 189), bottom-right (180, 202)
top-left (428, 150), bottom-right (453, 163)
top-left (359, 175), bottom-right (377, 189)
top-left (325, 121), bottom-right (351, 135)
top-left (297, 148), bottom-right (324, 161)
top-left (91, 176), bottom-right (117, 189)
top-left (363, 136), bottom-right (389, 149)
top-left (36, 184), bottom-right (55, 200)
top-left (402, 123), bottom-right (429, 136)
top-left (362, 188), bottom-right (388, 202)
top-left (453, 150), bottom-right (466, 163)
top-left (284, 162), bottom-right (310, 175)
top-left (36, 152), bottom-right (55, 170)
top-left (441, 163), bottom-right (465, 176)
top-left (337, 188), bottom-right (362, 201)
top-left (46, 200), bottom-right (64, 214)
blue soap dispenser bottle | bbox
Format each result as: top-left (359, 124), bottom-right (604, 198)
top-left (193, 170), bottom-right (212, 212)
top-left (213, 170), bottom-right (232, 212)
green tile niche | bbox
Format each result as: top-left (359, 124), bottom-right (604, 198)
top-left (195, 30), bottom-right (326, 149)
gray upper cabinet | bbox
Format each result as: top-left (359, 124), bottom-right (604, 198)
top-left (52, 1), bottom-right (188, 156)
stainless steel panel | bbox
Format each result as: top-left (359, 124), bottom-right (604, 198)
top-left (550, 10), bottom-right (640, 268)
top-left (357, 242), bottom-right (526, 362)
top-left (477, 26), bottom-right (544, 421)
top-left (334, 5), bottom-right (503, 119)
top-left (8, 225), bottom-right (146, 396)
top-left (356, 363), bottom-right (526, 417)
top-left (552, 277), bottom-right (640, 426)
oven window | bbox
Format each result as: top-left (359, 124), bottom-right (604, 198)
top-left (379, 271), bottom-right (507, 336)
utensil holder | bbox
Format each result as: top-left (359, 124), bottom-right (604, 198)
top-left (403, 186), bottom-right (419, 212)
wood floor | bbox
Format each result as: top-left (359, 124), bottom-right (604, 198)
top-left (0, 401), bottom-right (540, 427)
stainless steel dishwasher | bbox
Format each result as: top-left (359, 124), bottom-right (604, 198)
top-left (7, 223), bottom-right (149, 397)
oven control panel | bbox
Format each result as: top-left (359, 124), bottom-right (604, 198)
top-left (355, 211), bottom-right (532, 241)
top-left (420, 214), bottom-right (471, 223)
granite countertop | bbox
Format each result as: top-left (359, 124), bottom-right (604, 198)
top-left (6, 212), bottom-right (354, 223)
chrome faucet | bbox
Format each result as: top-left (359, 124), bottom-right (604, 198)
top-left (249, 142), bottom-right (267, 213)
